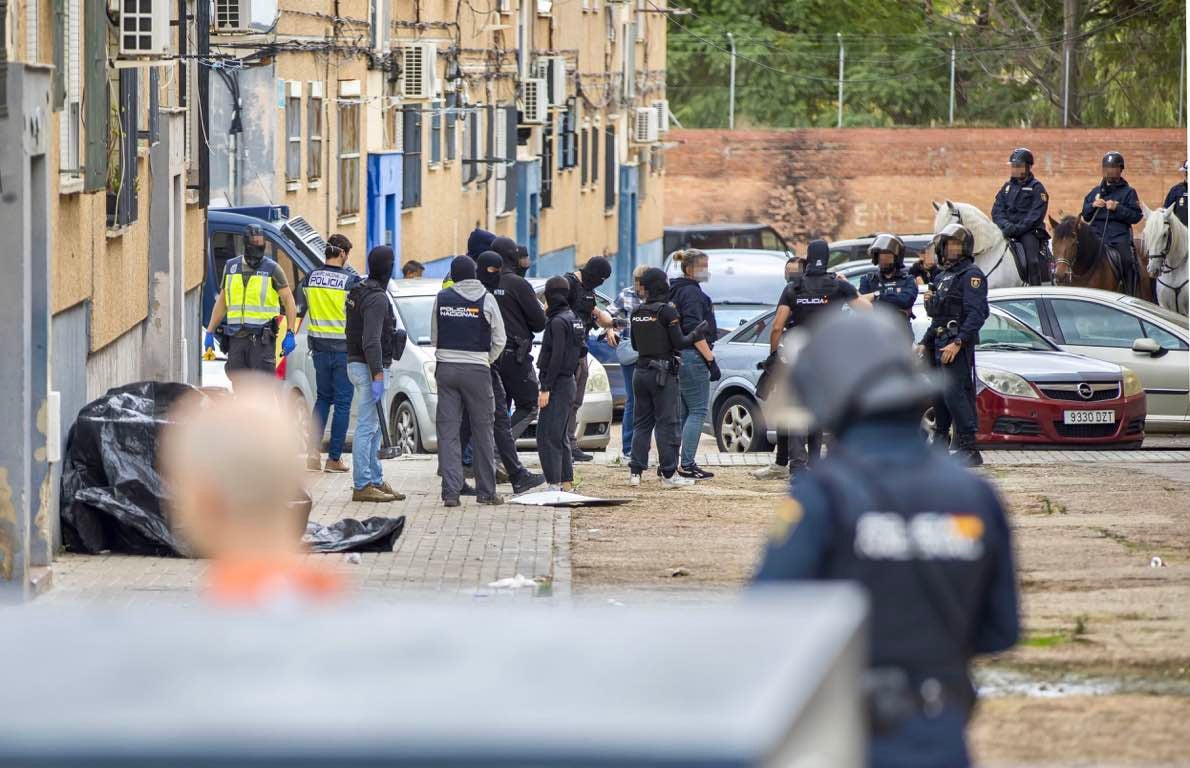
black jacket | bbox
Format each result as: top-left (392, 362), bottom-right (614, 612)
top-left (346, 279), bottom-right (400, 377)
top-left (495, 269), bottom-right (548, 344)
top-left (1163, 181), bottom-right (1187, 226)
top-left (539, 306), bottom-right (584, 392)
top-left (1081, 178), bottom-right (1143, 248)
top-left (668, 277), bottom-right (717, 347)
top-left (992, 174), bottom-right (1050, 240)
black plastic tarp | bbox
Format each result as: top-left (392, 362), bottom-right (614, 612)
top-left (60, 382), bottom-right (403, 556)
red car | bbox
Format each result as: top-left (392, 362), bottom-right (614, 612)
top-left (915, 308), bottom-right (1147, 448)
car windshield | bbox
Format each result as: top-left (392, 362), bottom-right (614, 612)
top-left (1118, 297), bottom-right (1190, 329)
top-left (395, 295), bottom-right (437, 345)
top-left (975, 311), bottom-right (1054, 351)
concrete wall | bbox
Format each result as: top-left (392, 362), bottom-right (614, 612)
top-left (665, 128), bottom-right (1186, 249)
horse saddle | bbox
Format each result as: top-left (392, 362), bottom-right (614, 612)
top-left (1102, 242), bottom-right (1138, 295)
top-left (1008, 240), bottom-right (1028, 283)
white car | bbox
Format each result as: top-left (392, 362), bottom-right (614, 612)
top-left (284, 278), bottom-right (613, 454)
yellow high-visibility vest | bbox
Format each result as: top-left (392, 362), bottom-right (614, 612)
top-left (305, 267), bottom-right (355, 340)
top-left (223, 256), bottom-right (281, 332)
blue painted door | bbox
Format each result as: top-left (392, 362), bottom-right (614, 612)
top-left (366, 152), bottom-right (403, 259)
top-left (615, 164), bottom-right (640, 295)
top-left (516, 160), bottom-right (542, 266)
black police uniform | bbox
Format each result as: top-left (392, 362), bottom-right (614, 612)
top-left (1080, 178), bottom-right (1144, 293)
top-left (491, 238), bottom-right (549, 439)
top-left (755, 417), bottom-right (1019, 768)
top-left (991, 173), bottom-right (1050, 285)
top-left (628, 299), bottom-right (700, 478)
top-left (563, 272), bottom-right (598, 452)
top-left (537, 304), bottom-right (585, 486)
top-left (1163, 180), bottom-right (1187, 226)
top-left (858, 268), bottom-right (918, 332)
top-left (771, 269), bottom-right (858, 470)
top-left (922, 258), bottom-right (988, 449)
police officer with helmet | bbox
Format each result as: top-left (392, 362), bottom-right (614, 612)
top-left (204, 223), bottom-right (299, 386)
top-left (919, 224), bottom-right (989, 466)
top-left (992, 147), bottom-right (1051, 285)
top-left (858, 233), bottom-right (918, 333)
top-left (627, 268), bottom-right (708, 489)
top-left (754, 309), bottom-right (1019, 768)
top-left (1162, 160), bottom-right (1187, 226)
top-left (1081, 151), bottom-right (1144, 295)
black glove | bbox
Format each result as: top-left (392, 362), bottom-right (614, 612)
top-left (705, 358), bottom-right (721, 382)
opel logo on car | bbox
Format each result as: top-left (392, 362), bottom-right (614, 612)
top-left (1077, 383), bottom-right (1094, 400)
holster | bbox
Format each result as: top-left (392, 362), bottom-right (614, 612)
top-left (514, 336), bottom-right (531, 365)
top-left (645, 358), bottom-right (674, 386)
top-left (864, 667), bottom-right (975, 736)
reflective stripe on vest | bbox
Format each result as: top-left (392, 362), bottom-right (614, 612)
top-left (224, 256), bottom-right (281, 331)
top-left (305, 268), bottom-right (353, 339)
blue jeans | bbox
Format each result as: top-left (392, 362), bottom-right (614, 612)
top-left (678, 348), bottom-right (710, 467)
top-left (620, 362), bottom-right (636, 456)
top-left (347, 362), bottom-right (383, 491)
top-left (312, 350), bottom-right (353, 460)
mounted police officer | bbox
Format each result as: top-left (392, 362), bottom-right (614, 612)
top-left (991, 147), bottom-right (1051, 285)
top-left (760, 240), bottom-right (859, 478)
top-left (627, 268), bottom-right (707, 489)
top-left (1081, 151), bottom-right (1144, 295)
top-left (754, 310), bottom-right (1019, 768)
top-left (1162, 160), bottom-right (1187, 226)
top-left (858, 233), bottom-right (918, 334)
top-left (919, 224), bottom-right (989, 466)
top-left (203, 223), bottom-right (299, 387)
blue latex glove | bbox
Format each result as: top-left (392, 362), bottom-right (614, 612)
top-left (204, 331), bottom-right (216, 351)
top-left (370, 378), bottom-right (385, 403)
top-left (281, 330), bottom-right (296, 356)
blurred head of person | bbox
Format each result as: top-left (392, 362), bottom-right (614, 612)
top-left (675, 249), bottom-right (710, 283)
top-left (632, 264), bottom-right (649, 295)
top-left (784, 256), bottom-right (804, 282)
top-left (402, 260), bottom-right (425, 279)
top-left (327, 233), bottom-right (353, 258)
top-left (1101, 152), bottom-right (1124, 184)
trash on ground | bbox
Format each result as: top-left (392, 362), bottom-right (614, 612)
top-left (342, 553), bottom-right (363, 565)
top-left (304, 517), bottom-right (405, 553)
top-left (488, 574), bottom-right (539, 589)
top-left (509, 490), bottom-right (631, 507)
top-left (670, 567), bottom-right (690, 577)
top-left (1150, 556), bottom-right (1166, 568)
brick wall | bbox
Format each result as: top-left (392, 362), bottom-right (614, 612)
top-left (666, 128), bottom-right (1186, 249)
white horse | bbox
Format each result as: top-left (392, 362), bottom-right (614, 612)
top-left (931, 200), bottom-right (1026, 290)
top-left (1142, 204), bottom-right (1189, 315)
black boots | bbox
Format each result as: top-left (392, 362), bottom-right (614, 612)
top-left (954, 432), bottom-right (983, 467)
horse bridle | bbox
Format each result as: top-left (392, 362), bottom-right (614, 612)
top-left (1150, 211), bottom-right (1189, 305)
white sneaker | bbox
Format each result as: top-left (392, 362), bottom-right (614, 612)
top-left (629, 473), bottom-right (641, 487)
top-left (752, 463), bottom-right (791, 481)
top-left (661, 474), bottom-right (695, 489)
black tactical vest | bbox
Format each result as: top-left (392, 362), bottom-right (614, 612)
top-left (630, 301), bottom-right (674, 360)
top-left (789, 273), bottom-right (848, 328)
top-left (435, 289), bottom-right (491, 353)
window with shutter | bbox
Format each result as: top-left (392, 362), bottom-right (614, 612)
top-left (580, 123), bottom-right (588, 187)
top-left (337, 98), bottom-right (361, 216)
top-left (445, 93), bottom-right (457, 163)
top-left (402, 106), bottom-right (423, 209)
top-left (603, 125), bottom-right (615, 211)
top-left (430, 99), bottom-right (442, 165)
top-left (307, 84), bottom-right (323, 181)
top-left (540, 116), bottom-right (554, 209)
top-left (109, 69), bottom-right (140, 228)
top-left (83, 0), bottom-right (109, 191)
top-left (58, 0), bottom-right (82, 181)
top-left (285, 91), bottom-right (301, 181)
top-left (503, 105), bottom-right (517, 214)
top-left (591, 123), bottom-right (600, 185)
top-left (494, 105), bottom-right (507, 213)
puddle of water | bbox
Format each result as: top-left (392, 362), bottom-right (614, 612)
top-left (977, 668), bottom-right (1120, 698)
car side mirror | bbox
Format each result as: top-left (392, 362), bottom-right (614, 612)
top-left (1132, 337), bottom-right (1165, 357)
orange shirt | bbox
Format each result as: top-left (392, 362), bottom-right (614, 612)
top-left (205, 557), bottom-right (345, 607)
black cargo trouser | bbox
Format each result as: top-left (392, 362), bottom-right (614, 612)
top-left (225, 332), bottom-right (275, 386)
top-left (1017, 231), bottom-right (1046, 285)
top-left (496, 346), bottom-right (540, 440)
top-left (940, 345), bottom-right (978, 436)
top-left (490, 367), bottom-right (526, 481)
top-left (629, 364), bottom-right (681, 478)
top-left (775, 430), bottom-right (823, 470)
top-left (566, 355), bottom-right (590, 452)
top-left (538, 375), bottom-right (576, 485)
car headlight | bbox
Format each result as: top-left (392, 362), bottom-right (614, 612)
top-left (977, 367), bottom-right (1039, 399)
top-left (422, 360), bottom-right (438, 393)
top-left (586, 359), bottom-right (610, 394)
top-left (1121, 367), bottom-right (1143, 398)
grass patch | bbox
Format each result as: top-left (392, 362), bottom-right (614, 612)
top-left (1025, 495), bottom-right (1069, 515)
top-left (1091, 526), bottom-right (1142, 552)
top-left (1022, 615), bottom-right (1091, 648)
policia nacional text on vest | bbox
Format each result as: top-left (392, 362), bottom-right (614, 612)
top-left (786, 272), bottom-right (853, 328)
top-left (436, 291), bottom-right (492, 352)
top-left (305, 266), bottom-right (356, 351)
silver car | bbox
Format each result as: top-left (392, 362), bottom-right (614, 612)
top-left (284, 278), bottom-right (614, 453)
top-left (989, 287), bottom-right (1189, 432)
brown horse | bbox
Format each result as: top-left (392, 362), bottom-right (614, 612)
top-left (1049, 214), bottom-right (1153, 301)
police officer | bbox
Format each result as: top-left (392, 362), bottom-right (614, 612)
top-left (754, 310), bottom-right (1019, 768)
top-left (909, 237), bottom-right (941, 285)
top-left (668, 249), bottom-right (720, 480)
top-left (204, 223), bottom-right (298, 387)
top-left (1162, 160), bottom-right (1187, 226)
top-left (765, 240), bottom-right (860, 477)
top-left (564, 257), bottom-right (620, 462)
top-left (536, 277), bottom-right (586, 491)
top-left (990, 147), bottom-right (1050, 285)
top-left (476, 250), bottom-right (546, 495)
top-left (628, 268), bottom-right (707, 489)
top-left (432, 257), bottom-right (507, 507)
top-left (1081, 151), bottom-right (1144, 295)
top-left (302, 238), bottom-right (361, 473)
top-left (858, 234), bottom-right (918, 333)
top-left (490, 236), bottom-right (548, 440)
top-left (919, 224), bottom-right (989, 466)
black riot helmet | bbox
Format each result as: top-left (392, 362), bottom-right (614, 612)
top-left (784, 311), bottom-right (940, 434)
top-left (867, 233), bottom-right (905, 268)
top-left (935, 223), bottom-right (974, 265)
top-left (1009, 147), bottom-right (1034, 167)
top-left (639, 267), bottom-right (670, 301)
top-left (1102, 151), bottom-right (1125, 170)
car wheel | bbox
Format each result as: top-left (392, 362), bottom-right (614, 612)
top-left (716, 394), bottom-right (765, 453)
top-left (391, 398), bottom-right (423, 454)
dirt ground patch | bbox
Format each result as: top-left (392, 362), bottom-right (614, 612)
top-left (571, 460), bottom-right (1190, 765)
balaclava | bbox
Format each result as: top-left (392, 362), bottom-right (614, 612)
top-left (477, 251), bottom-right (503, 291)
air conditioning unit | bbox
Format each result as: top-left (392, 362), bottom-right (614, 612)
top-left (534, 57), bottom-right (568, 108)
top-left (651, 99), bottom-right (669, 133)
top-left (521, 78), bottom-right (547, 125)
top-left (213, 0), bottom-right (277, 33)
top-left (400, 42), bottom-right (438, 100)
top-left (632, 106), bottom-right (658, 144)
top-left (119, 0), bottom-right (170, 57)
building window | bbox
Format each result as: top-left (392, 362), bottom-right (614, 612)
top-left (603, 124), bottom-right (616, 211)
top-left (285, 88), bottom-right (301, 181)
top-left (591, 123), bottom-right (600, 185)
top-left (402, 106), bottom-right (423, 209)
top-left (337, 97), bottom-right (360, 216)
top-left (445, 93), bottom-right (458, 163)
top-left (541, 115), bottom-right (554, 209)
top-left (462, 105), bottom-right (481, 186)
top-left (58, 0), bottom-right (82, 181)
top-left (560, 100), bottom-right (577, 169)
top-left (580, 123), bottom-right (588, 186)
top-left (307, 84), bottom-right (323, 181)
top-left (494, 105), bottom-right (517, 214)
top-left (430, 99), bottom-right (442, 165)
top-left (109, 68), bottom-right (139, 228)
